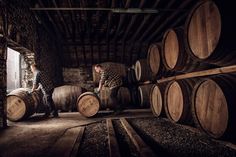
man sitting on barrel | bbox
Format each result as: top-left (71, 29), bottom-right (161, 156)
top-left (31, 63), bottom-right (58, 118)
top-left (94, 64), bottom-right (123, 114)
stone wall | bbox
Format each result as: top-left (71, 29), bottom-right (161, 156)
top-left (63, 67), bottom-right (94, 91)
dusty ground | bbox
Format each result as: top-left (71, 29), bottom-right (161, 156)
top-left (0, 109), bottom-right (152, 157)
top-left (0, 110), bottom-right (236, 157)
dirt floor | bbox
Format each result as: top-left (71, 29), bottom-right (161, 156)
top-left (0, 109), bottom-right (236, 157)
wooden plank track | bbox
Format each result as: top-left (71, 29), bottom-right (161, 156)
top-left (120, 118), bottom-right (156, 157)
top-left (157, 65), bottom-right (236, 84)
top-left (48, 126), bottom-right (85, 157)
top-left (106, 119), bottom-right (121, 157)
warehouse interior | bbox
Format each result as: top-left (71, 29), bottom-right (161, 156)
top-left (1, 0), bottom-right (236, 157)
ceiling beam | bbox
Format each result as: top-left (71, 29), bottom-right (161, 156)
top-left (67, 0), bottom-right (79, 67)
top-left (122, 0), bottom-right (145, 63)
top-left (147, 1), bottom-right (194, 42)
top-left (112, 0), bottom-right (131, 42)
top-left (128, 0), bottom-right (160, 63)
top-left (137, 0), bottom-right (176, 43)
top-left (79, 0), bottom-right (87, 66)
top-left (128, 0), bottom-right (160, 43)
top-left (52, 0), bottom-right (71, 38)
top-left (37, 0), bottom-right (63, 40)
top-left (106, 0), bottom-right (116, 61)
top-left (30, 7), bottom-right (159, 13)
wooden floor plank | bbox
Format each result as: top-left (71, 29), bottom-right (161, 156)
top-left (120, 118), bottom-right (156, 157)
top-left (106, 118), bottom-right (121, 157)
top-left (48, 127), bottom-right (85, 157)
top-left (70, 127), bottom-right (85, 157)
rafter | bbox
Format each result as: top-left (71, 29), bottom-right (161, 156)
top-left (52, 0), bottom-right (71, 38)
top-left (78, 0), bottom-right (87, 66)
top-left (137, 0), bottom-right (176, 43)
top-left (128, 0), bottom-right (160, 63)
top-left (121, 0), bottom-right (145, 42)
top-left (147, 11), bottom-right (190, 42)
top-left (67, 0), bottom-right (79, 67)
top-left (37, 0), bottom-right (63, 40)
top-left (112, 0), bottom-right (131, 42)
top-left (106, 0), bottom-right (116, 61)
top-left (122, 0), bottom-right (145, 63)
top-left (128, 0), bottom-right (160, 43)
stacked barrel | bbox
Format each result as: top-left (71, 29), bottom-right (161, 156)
top-left (148, 0), bottom-right (236, 140)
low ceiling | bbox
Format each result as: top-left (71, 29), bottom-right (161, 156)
top-left (29, 0), bottom-right (198, 68)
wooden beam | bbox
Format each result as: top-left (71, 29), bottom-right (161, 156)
top-left (121, 0), bottom-right (145, 42)
top-left (128, 0), bottom-right (160, 63)
top-left (70, 127), bottom-right (85, 157)
top-left (122, 0), bottom-right (145, 63)
top-left (137, 0), bottom-right (176, 43)
top-left (112, 0), bottom-right (131, 42)
top-left (52, 0), bottom-right (71, 37)
top-left (120, 118), bottom-right (156, 157)
top-left (67, 0), bottom-right (79, 67)
top-left (148, 13), bottom-right (187, 42)
top-left (106, 0), bottom-right (116, 61)
top-left (128, 0), bottom-right (160, 43)
top-left (77, 1), bottom-right (87, 66)
top-left (48, 127), bottom-right (85, 157)
top-left (37, 0), bottom-right (64, 40)
top-left (157, 65), bottom-right (236, 84)
top-left (121, 41), bottom-right (126, 63)
top-left (146, 1), bottom-right (193, 43)
top-left (106, 119), bottom-right (121, 157)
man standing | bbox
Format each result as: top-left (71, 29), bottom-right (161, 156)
top-left (94, 64), bottom-right (123, 113)
top-left (31, 64), bottom-right (58, 117)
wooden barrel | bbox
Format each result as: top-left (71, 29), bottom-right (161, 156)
top-left (164, 80), bottom-right (196, 124)
top-left (150, 84), bottom-right (166, 117)
top-left (98, 87), bottom-right (111, 108)
top-left (138, 84), bottom-right (153, 108)
top-left (162, 27), bottom-right (209, 72)
top-left (6, 88), bottom-right (41, 121)
top-left (147, 43), bottom-right (162, 77)
top-left (77, 92), bottom-right (100, 117)
top-left (134, 59), bottom-right (152, 82)
top-left (192, 75), bottom-right (236, 139)
top-left (185, 0), bottom-right (236, 66)
top-left (52, 85), bottom-right (83, 111)
top-left (92, 62), bottom-right (127, 85)
top-left (117, 87), bottom-right (131, 107)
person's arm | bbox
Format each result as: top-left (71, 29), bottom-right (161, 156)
top-left (32, 72), bottom-right (39, 92)
top-left (97, 70), bottom-right (106, 92)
